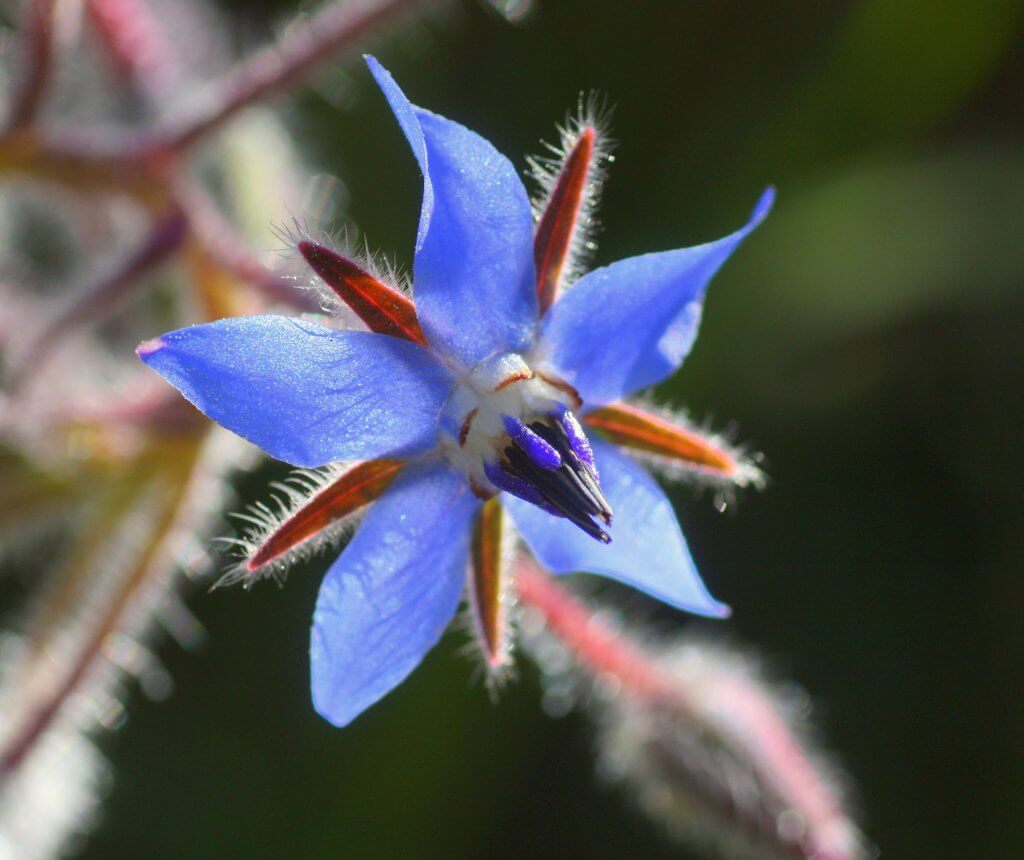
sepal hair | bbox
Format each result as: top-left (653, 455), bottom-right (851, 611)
top-left (456, 501), bottom-right (519, 691)
top-left (528, 92), bottom-right (616, 289)
top-left (617, 398), bottom-right (766, 500)
top-left (219, 462), bottom-right (367, 589)
top-left (271, 219), bottom-right (413, 328)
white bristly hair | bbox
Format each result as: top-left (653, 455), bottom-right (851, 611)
top-left (270, 219), bottom-right (413, 331)
top-left (517, 598), bottom-right (868, 860)
top-left (614, 397), bottom-right (767, 512)
top-left (217, 461), bottom-right (369, 589)
top-left (528, 92), bottom-right (616, 290)
top-left (454, 505), bottom-right (521, 694)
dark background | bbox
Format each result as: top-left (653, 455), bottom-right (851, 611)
top-left (85, 1), bottom-right (1024, 857)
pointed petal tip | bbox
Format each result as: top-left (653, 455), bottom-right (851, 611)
top-left (364, 53), bottom-right (398, 95)
top-left (311, 685), bottom-right (359, 728)
top-left (707, 600), bottom-right (732, 620)
top-left (666, 593), bottom-right (730, 620)
top-left (752, 186), bottom-right (776, 224)
top-left (136, 337), bottom-right (165, 360)
top-left (508, 439), bottom-right (731, 619)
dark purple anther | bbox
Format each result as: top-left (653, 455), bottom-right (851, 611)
top-left (485, 459), bottom-right (547, 508)
top-left (502, 415), bottom-right (562, 471)
top-left (491, 410), bottom-right (612, 544)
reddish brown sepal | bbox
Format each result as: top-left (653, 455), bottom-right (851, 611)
top-left (247, 459), bottom-right (403, 571)
top-left (584, 403), bottom-right (737, 476)
top-left (299, 241), bottom-right (425, 344)
top-left (469, 498), bottom-right (509, 668)
top-left (534, 127), bottom-right (595, 314)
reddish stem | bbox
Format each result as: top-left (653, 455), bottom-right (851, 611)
top-left (85, 0), bottom-right (178, 103)
top-left (141, 0), bottom-right (431, 157)
top-left (514, 559), bottom-right (859, 860)
top-left (6, 206), bottom-right (188, 394)
top-left (5, 0), bottom-right (58, 132)
top-left (515, 559), bottom-right (675, 702)
top-left (706, 673), bottom-right (856, 860)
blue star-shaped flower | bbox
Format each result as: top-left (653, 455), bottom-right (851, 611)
top-left (138, 57), bottom-right (773, 727)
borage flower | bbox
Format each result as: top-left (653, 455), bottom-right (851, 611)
top-left (137, 57), bottom-right (774, 727)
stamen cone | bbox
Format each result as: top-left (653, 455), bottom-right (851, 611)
top-left (247, 459), bottom-right (403, 572)
top-left (534, 127), bottom-right (595, 314)
top-left (299, 241), bottom-right (425, 344)
top-left (469, 498), bottom-right (510, 669)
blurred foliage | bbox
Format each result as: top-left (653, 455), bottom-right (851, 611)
top-left (6, 0), bottom-right (1013, 857)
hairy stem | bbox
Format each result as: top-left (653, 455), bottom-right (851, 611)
top-left (515, 559), bottom-right (675, 701)
top-left (85, 0), bottom-right (179, 102)
top-left (142, 0), bottom-right (434, 157)
top-left (514, 559), bottom-right (861, 860)
top-left (6, 205), bottom-right (188, 394)
top-left (5, 0), bottom-right (57, 132)
top-left (176, 183), bottom-right (316, 311)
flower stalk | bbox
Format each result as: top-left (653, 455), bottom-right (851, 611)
top-left (84, 0), bottom-right (179, 102)
top-left (135, 0), bottom-right (436, 159)
top-left (0, 427), bottom-right (249, 856)
top-left (514, 557), bottom-right (865, 860)
top-left (4, 0), bottom-right (58, 133)
top-left (5, 205), bottom-right (188, 394)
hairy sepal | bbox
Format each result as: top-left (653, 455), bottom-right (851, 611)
top-left (465, 498), bottom-right (515, 681)
top-left (298, 240), bottom-right (425, 343)
top-left (530, 94), bottom-right (615, 310)
top-left (583, 402), bottom-right (765, 499)
top-left (222, 459), bottom-right (404, 587)
top-left (272, 221), bottom-right (419, 335)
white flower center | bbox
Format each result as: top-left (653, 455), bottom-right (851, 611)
top-left (438, 352), bottom-right (612, 542)
top-left (439, 353), bottom-right (569, 496)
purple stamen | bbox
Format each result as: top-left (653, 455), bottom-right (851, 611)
top-left (552, 404), bottom-right (595, 472)
top-left (493, 414), bottom-right (612, 543)
top-left (485, 459), bottom-right (549, 510)
top-left (502, 415), bottom-right (562, 471)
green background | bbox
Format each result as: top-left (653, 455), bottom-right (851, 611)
top-left (84, 1), bottom-right (1024, 857)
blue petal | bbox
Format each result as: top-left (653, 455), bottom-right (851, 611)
top-left (138, 315), bottom-right (453, 467)
top-left (310, 461), bottom-right (479, 726)
top-left (366, 56), bottom-right (537, 367)
top-left (535, 189), bottom-right (774, 409)
top-left (504, 438), bottom-right (729, 617)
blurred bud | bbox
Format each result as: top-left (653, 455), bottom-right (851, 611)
top-left (515, 558), bottom-right (869, 860)
top-left (594, 641), bottom-right (869, 860)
